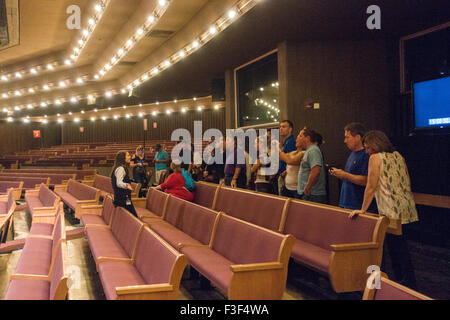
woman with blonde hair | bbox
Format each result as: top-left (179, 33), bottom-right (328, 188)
top-left (350, 130), bottom-right (418, 289)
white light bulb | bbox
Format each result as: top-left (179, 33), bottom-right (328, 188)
top-left (30, 68), bottom-right (37, 74)
top-left (209, 26), bottom-right (217, 35)
top-left (76, 78), bottom-right (83, 84)
top-left (228, 9), bottom-right (237, 19)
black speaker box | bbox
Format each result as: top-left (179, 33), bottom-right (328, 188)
top-left (211, 78), bottom-right (225, 101)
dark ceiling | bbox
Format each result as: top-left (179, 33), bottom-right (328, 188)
top-left (135, 0), bottom-right (450, 103)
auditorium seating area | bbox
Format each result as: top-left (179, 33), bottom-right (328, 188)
top-left (0, 142), bottom-right (443, 301)
top-left (0, 141), bottom-right (179, 170)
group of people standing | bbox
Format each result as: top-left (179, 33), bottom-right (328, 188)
top-left (108, 120), bottom-right (419, 290)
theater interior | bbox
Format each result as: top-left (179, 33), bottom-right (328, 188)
top-left (0, 0), bottom-right (449, 305)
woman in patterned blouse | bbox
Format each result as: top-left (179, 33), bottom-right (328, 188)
top-left (349, 130), bottom-right (418, 289)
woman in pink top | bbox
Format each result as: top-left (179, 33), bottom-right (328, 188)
top-left (155, 162), bottom-right (194, 202)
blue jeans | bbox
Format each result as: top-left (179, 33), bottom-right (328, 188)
top-left (297, 193), bottom-right (328, 204)
top-left (281, 187), bottom-right (298, 199)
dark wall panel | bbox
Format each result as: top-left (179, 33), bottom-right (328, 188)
top-left (0, 122), bottom-right (61, 155)
top-left (61, 108), bottom-right (226, 144)
top-left (277, 40), bottom-right (393, 205)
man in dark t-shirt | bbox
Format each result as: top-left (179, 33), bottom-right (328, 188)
top-left (329, 123), bottom-right (377, 212)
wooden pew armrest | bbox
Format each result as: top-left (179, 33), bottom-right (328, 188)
top-left (132, 198), bottom-right (146, 208)
top-left (24, 190), bottom-right (39, 196)
top-left (85, 224), bottom-right (110, 229)
top-left (10, 274), bottom-right (49, 281)
top-left (53, 185), bottom-right (67, 193)
top-left (78, 204), bottom-right (103, 217)
top-left (230, 262), bottom-right (284, 273)
top-left (116, 283), bottom-right (174, 296)
top-left (177, 243), bottom-right (209, 250)
top-left (331, 242), bottom-right (379, 252)
top-left (33, 206), bottom-right (58, 212)
top-left (76, 199), bottom-right (99, 205)
top-left (27, 234), bottom-right (53, 240)
top-left (81, 180), bottom-right (94, 186)
top-left (96, 257), bottom-right (133, 265)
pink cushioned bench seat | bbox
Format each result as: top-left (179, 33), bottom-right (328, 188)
top-left (179, 214), bottom-right (295, 300)
top-left (213, 186), bottom-right (288, 232)
top-left (85, 206), bottom-right (144, 267)
top-left (97, 226), bottom-right (188, 300)
top-left (283, 200), bottom-right (389, 292)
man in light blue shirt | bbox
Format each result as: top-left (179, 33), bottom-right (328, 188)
top-left (154, 143), bottom-right (169, 186)
top-left (297, 128), bottom-right (327, 204)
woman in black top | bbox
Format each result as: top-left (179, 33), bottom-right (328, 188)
top-left (111, 150), bottom-right (137, 217)
top-left (130, 145), bottom-right (149, 190)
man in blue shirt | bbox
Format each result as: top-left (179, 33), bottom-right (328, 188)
top-left (329, 122), bottom-right (377, 212)
top-left (278, 120), bottom-right (297, 195)
top-left (153, 143), bottom-right (169, 186)
top-left (297, 128), bottom-right (327, 204)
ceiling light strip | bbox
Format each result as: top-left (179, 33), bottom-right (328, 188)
top-left (125, 0), bottom-right (258, 92)
top-left (70, 0), bottom-right (111, 63)
top-left (96, 0), bottom-right (171, 79)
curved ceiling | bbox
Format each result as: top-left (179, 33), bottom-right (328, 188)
top-left (0, 0), bottom-right (258, 121)
top-left (0, 0), bottom-right (448, 123)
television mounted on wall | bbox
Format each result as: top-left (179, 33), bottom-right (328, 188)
top-left (412, 75), bottom-right (450, 132)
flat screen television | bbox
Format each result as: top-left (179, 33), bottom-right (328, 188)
top-left (413, 76), bottom-right (450, 130)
